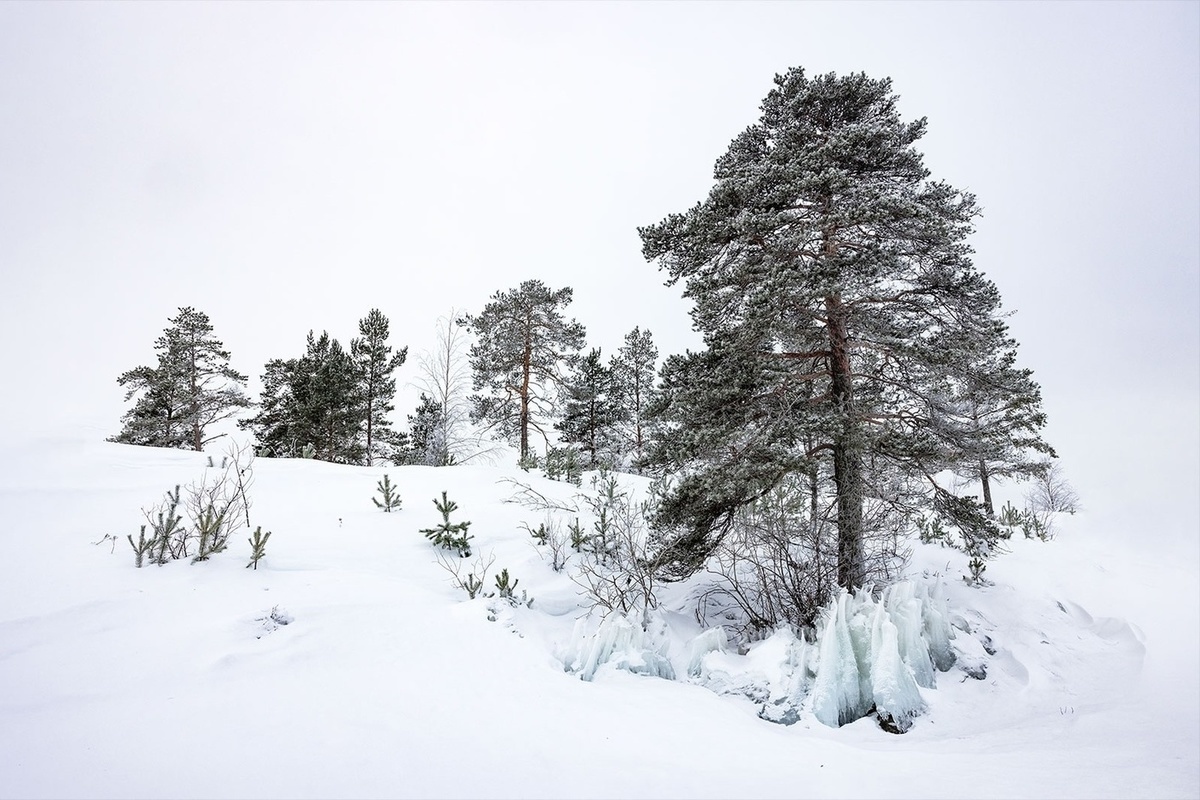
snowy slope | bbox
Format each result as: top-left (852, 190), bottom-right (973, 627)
top-left (0, 431), bottom-right (1196, 799)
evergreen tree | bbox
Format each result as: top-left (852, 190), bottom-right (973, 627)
top-left (407, 393), bottom-right (450, 466)
top-left (609, 327), bottom-right (659, 471)
top-left (239, 357), bottom-right (302, 458)
top-left (350, 309), bottom-right (408, 465)
top-left (110, 307), bottom-right (249, 450)
top-left (241, 331), bottom-right (365, 463)
top-left (556, 348), bottom-right (624, 468)
top-left (460, 280), bottom-right (586, 461)
top-left (932, 341), bottom-right (1056, 515)
top-left (639, 69), bottom-right (1053, 591)
top-left (303, 333), bottom-right (363, 463)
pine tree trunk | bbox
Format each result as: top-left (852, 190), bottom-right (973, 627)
top-left (365, 391), bottom-right (374, 466)
top-left (633, 384), bottom-right (644, 471)
top-left (979, 460), bottom-right (994, 516)
top-left (588, 397), bottom-right (597, 468)
top-left (190, 334), bottom-right (202, 452)
top-left (519, 339), bottom-right (532, 460)
top-left (972, 406), bottom-right (994, 515)
top-left (826, 293), bottom-right (865, 590)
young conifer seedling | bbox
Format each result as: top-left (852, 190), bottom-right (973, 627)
top-left (372, 474), bottom-right (402, 512)
top-left (419, 491), bottom-right (473, 557)
top-left (247, 526), bottom-right (272, 569)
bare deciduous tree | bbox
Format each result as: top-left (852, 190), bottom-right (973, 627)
top-left (412, 310), bottom-right (499, 465)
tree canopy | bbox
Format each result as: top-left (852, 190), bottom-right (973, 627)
top-left (110, 307), bottom-right (248, 451)
top-left (461, 280), bottom-right (586, 461)
top-left (639, 69), bottom-right (1053, 593)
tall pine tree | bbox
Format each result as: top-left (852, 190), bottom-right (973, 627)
top-left (460, 280), bottom-right (586, 462)
top-left (110, 307), bottom-right (249, 451)
top-left (350, 309), bottom-right (408, 466)
top-left (639, 69), bottom-right (1053, 591)
top-left (556, 348), bottom-right (624, 468)
top-left (609, 327), bottom-right (659, 471)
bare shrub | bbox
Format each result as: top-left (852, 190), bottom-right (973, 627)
top-left (571, 472), bottom-right (674, 630)
top-left (436, 549), bottom-right (496, 599)
top-left (1027, 461), bottom-right (1079, 514)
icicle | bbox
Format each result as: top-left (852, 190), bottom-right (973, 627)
top-left (686, 627), bottom-right (728, 678)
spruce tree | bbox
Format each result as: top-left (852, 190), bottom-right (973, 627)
top-left (350, 309), bottom-right (408, 466)
top-left (460, 280), bottom-right (586, 462)
top-left (110, 307), bottom-right (249, 450)
top-left (639, 69), bottom-right (1053, 591)
top-left (609, 327), bottom-right (659, 471)
top-left (556, 348), bottom-right (623, 469)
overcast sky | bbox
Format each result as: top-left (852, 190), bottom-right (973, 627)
top-left (2, 1), bottom-right (1196, 539)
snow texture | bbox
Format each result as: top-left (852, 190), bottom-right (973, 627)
top-left (0, 431), bottom-right (1194, 799)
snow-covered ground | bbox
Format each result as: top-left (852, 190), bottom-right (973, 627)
top-left (1, 428), bottom-right (1196, 799)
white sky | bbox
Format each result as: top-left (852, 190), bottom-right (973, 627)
top-left (2, 1), bottom-right (1197, 538)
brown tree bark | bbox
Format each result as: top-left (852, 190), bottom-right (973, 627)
top-left (826, 292), bottom-right (865, 590)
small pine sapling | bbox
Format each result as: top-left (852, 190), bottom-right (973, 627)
top-left (192, 502), bottom-right (230, 562)
top-left (144, 485), bottom-right (185, 565)
top-left (568, 517), bottom-right (589, 552)
top-left (420, 491), bottom-right (473, 557)
top-left (247, 526), bottom-right (272, 569)
top-left (997, 501), bottom-right (1023, 529)
top-left (372, 474), bottom-right (403, 512)
top-left (524, 516), bottom-right (569, 572)
top-left (544, 446), bottom-right (582, 486)
top-left (494, 567), bottom-right (519, 600)
top-left (523, 521), bottom-right (550, 545)
top-left (917, 515), bottom-right (949, 545)
top-left (462, 573), bottom-right (485, 599)
top-left (128, 524), bottom-right (153, 568)
top-left (493, 567), bottom-right (533, 608)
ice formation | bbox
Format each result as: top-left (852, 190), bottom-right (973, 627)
top-left (572, 613), bottom-right (676, 682)
top-left (809, 580), bottom-right (954, 730)
top-left (570, 580), bottom-right (955, 732)
top-left (811, 592), bottom-right (872, 727)
top-left (686, 627), bottom-right (728, 678)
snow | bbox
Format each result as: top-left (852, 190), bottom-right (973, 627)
top-left (0, 428), bottom-right (1197, 799)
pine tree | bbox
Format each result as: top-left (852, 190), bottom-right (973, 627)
top-left (419, 491), bottom-right (473, 557)
top-left (241, 331), bottom-right (364, 463)
top-left (460, 280), bottom-right (586, 462)
top-left (639, 69), bottom-right (1053, 591)
top-left (406, 393), bottom-right (450, 466)
top-left (609, 327), bottom-right (659, 471)
top-left (932, 342), bottom-right (1056, 515)
top-left (298, 332), bottom-right (363, 463)
top-left (350, 309), bottom-right (408, 466)
top-left (110, 307), bottom-right (249, 450)
top-left (556, 348), bottom-right (623, 469)
top-left (239, 357), bottom-right (302, 458)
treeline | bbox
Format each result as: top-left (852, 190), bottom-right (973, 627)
top-left (109, 290), bottom-right (661, 471)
